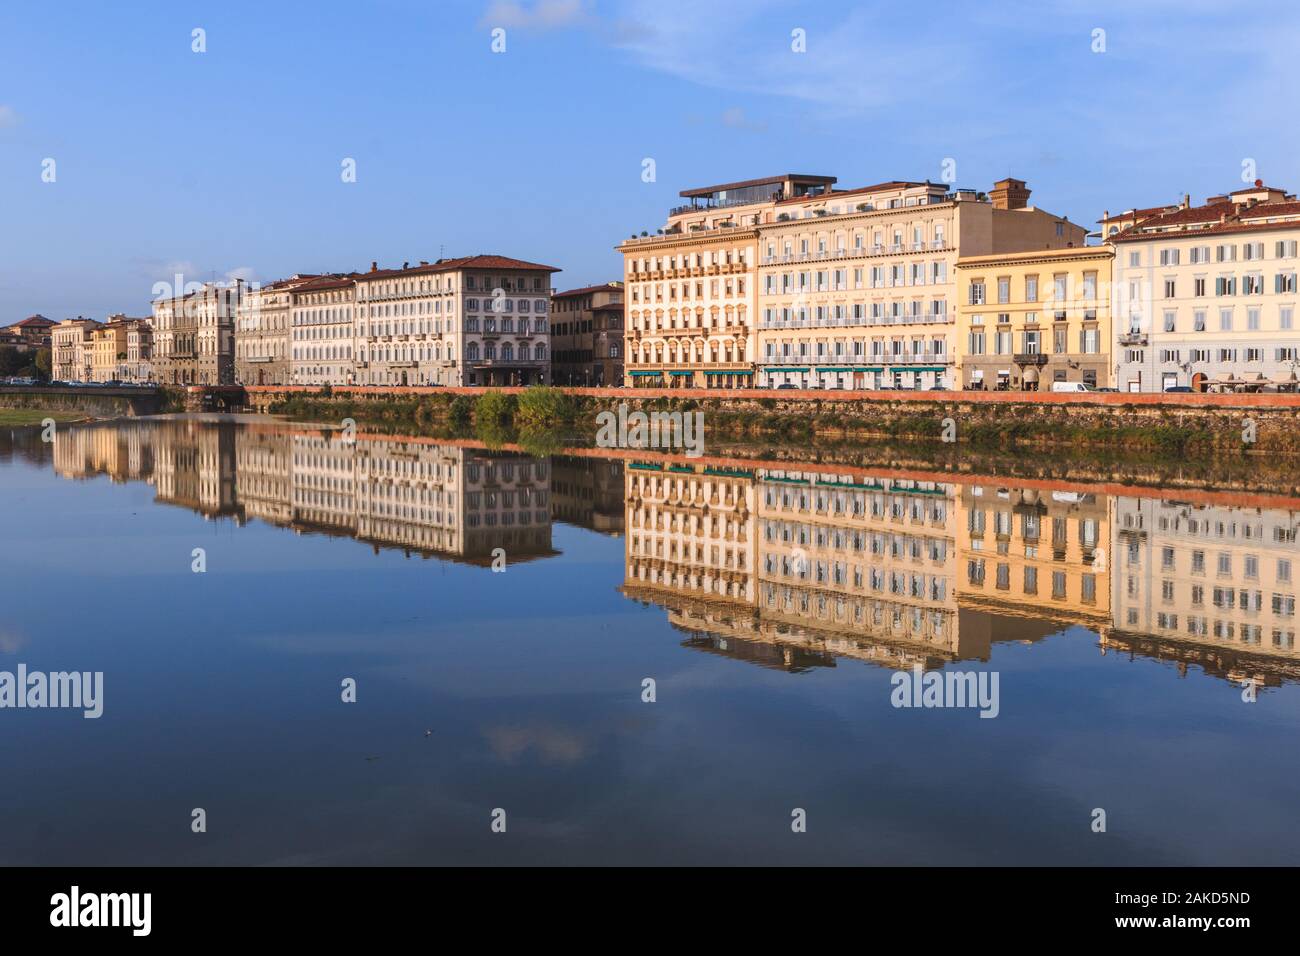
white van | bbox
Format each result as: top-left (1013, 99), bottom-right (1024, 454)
top-left (1050, 381), bottom-right (1096, 393)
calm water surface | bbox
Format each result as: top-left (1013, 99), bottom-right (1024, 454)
top-left (1, 417), bottom-right (1298, 865)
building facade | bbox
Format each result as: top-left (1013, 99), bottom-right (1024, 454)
top-left (620, 174), bottom-right (1087, 390)
top-left (1111, 182), bottom-right (1300, 392)
top-left (756, 178), bottom-right (1088, 390)
top-left (352, 255), bottom-right (558, 387)
top-left (51, 318), bottom-right (100, 381)
top-left (290, 274), bottom-right (358, 386)
top-left (236, 276), bottom-right (315, 385)
top-left (152, 281), bottom-right (242, 385)
top-left (1, 315), bottom-right (56, 350)
top-left (1111, 496), bottom-right (1297, 677)
top-left (550, 282), bottom-right (624, 385)
top-left (87, 315), bottom-right (152, 382)
top-left (621, 175), bottom-right (831, 388)
top-left (956, 245), bottom-right (1113, 390)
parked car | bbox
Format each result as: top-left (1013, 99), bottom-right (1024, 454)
top-left (775, 383), bottom-right (798, 390)
top-left (1164, 385), bottom-right (1194, 393)
top-left (1050, 381), bottom-right (1097, 393)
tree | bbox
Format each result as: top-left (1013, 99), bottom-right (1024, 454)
top-left (34, 348), bottom-right (52, 381)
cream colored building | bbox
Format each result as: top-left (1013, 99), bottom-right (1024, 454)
top-left (152, 282), bottom-right (242, 385)
top-left (620, 174), bottom-right (1087, 389)
top-left (352, 256), bottom-right (557, 387)
top-left (621, 174), bottom-right (831, 388)
top-left (956, 245), bottom-right (1113, 390)
top-left (1110, 182), bottom-right (1300, 392)
top-left (236, 276), bottom-right (315, 385)
top-left (51, 318), bottom-right (100, 381)
top-left (1111, 496), bottom-right (1298, 680)
top-left (757, 178), bottom-right (1088, 390)
top-left (290, 274), bottom-right (359, 386)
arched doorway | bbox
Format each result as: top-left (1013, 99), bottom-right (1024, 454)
top-left (1191, 372), bottom-right (1208, 392)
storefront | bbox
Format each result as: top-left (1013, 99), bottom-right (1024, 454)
top-left (628, 370), bottom-right (664, 387)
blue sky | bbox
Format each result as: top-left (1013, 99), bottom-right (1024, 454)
top-left (2, 0), bottom-right (1298, 320)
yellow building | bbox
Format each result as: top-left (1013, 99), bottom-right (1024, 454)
top-left (956, 245), bottom-right (1114, 390)
top-left (956, 484), bottom-right (1111, 629)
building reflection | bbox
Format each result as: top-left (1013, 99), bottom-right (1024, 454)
top-left (1111, 496), bottom-right (1300, 685)
top-left (52, 420), bottom-right (557, 565)
top-left (622, 460), bottom-right (1300, 686)
top-left (44, 419), bottom-right (1300, 685)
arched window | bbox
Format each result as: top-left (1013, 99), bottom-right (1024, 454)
top-left (466, 342), bottom-right (479, 361)
top-left (501, 343), bottom-right (513, 361)
top-left (534, 343), bottom-right (546, 360)
top-left (484, 342), bottom-right (496, 360)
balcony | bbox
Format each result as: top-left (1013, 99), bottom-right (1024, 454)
top-left (1014, 353), bottom-right (1048, 366)
top-left (1118, 332), bottom-right (1148, 346)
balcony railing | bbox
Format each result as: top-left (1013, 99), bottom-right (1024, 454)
top-left (1118, 332), bottom-right (1148, 346)
top-left (1014, 353), bottom-right (1049, 365)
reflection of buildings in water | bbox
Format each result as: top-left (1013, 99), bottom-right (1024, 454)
top-left (621, 463), bottom-right (1042, 671)
top-left (957, 485), bottom-right (1111, 629)
top-left (624, 465), bottom-right (1128, 675)
top-left (50, 421), bottom-right (557, 565)
top-left (286, 436), bottom-right (557, 564)
top-left (623, 461), bottom-right (757, 608)
top-left (1111, 497), bottom-right (1299, 685)
top-left (460, 451), bottom-right (556, 565)
top-left (235, 428), bottom-right (292, 526)
top-left (550, 456), bottom-right (625, 536)
top-left (755, 469), bottom-right (965, 668)
top-left (51, 420), bottom-right (155, 487)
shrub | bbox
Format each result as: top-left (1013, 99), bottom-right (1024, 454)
top-left (515, 385), bottom-right (575, 430)
top-left (449, 396), bottom-right (473, 427)
top-left (475, 389), bottom-right (516, 426)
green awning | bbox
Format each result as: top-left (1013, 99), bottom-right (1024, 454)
top-left (669, 370), bottom-right (693, 376)
top-left (629, 371), bottom-right (662, 377)
top-left (892, 366), bottom-right (947, 373)
top-left (766, 366), bottom-right (809, 372)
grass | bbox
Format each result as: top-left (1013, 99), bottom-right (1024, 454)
top-left (0, 408), bottom-right (91, 425)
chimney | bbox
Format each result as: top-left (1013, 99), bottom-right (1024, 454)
top-left (419, 260), bottom-right (428, 266)
top-left (1181, 193), bottom-right (1190, 209)
top-left (402, 261), bottom-right (409, 269)
top-left (990, 178), bottom-right (1030, 210)
top-left (370, 261), bottom-right (378, 272)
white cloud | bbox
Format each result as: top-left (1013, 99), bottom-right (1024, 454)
top-left (481, 0), bottom-right (592, 30)
top-left (0, 105), bottom-right (20, 129)
top-left (720, 107), bottom-right (766, 132)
